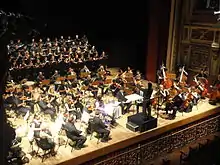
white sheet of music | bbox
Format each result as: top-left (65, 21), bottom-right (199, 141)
top-left (125, 93), bottom-right (143, 103)
top-left (104, 103), bottom-right (121, 119)
top-left (150, 90), bottom-right (157, 99)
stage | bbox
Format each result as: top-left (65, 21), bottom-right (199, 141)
top-left (9, 99), bottom-right (220, 165)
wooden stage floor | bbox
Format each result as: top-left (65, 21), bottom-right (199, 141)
top-left (12, 100), bottom-right (219, 165)
top-left (6, 68), bottom-right (220, 165)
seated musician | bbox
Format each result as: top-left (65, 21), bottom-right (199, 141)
top-left (95, 96), bottom-right (105, 112)
top-left (179, 92), bottom-right (193, 113)
top-left (135, 87), bottom-right (144, 114)
top-left (48, 86), bottom-right (60, 112)
top-left (158, 85), bottom-right (169, 100)
top-left (156, 66), bottom-right (165, 84)
top-left (109, 79), bottom-right (121, 96)
top-left (23, 86), bottom-right (35, 111)
top-left (31, 115), bottom-right (42, 138)
top-left (190, 87), bottom-right (201, 105)
top-left (65, 98), bottom-right (82, 120)
top-left (126, 67), bottom-right (133, 76)
top-left (37, 72), bottom-right (45, 82)
top-left (12, 93), bottom-right (33, 116)
top-left (57, 81), bottom-right (67, 96)
top-left (67, 67), bottom-right (76, 76)
top-left (116, 69), bottom-right (125, 86)
top-left (104, 65), bottom-right (111, 76)
top-left (31, 117), bottom-right (56, 154)
top-left (116, 88), bottom-right (132, 114)
top-left (197, 68), bottom-right (208, 79)
top-left (213, 74), bottom-right (220, 88)
top-left (176, 66), bottom-right (182, 81)
top-left (51, 70), bottom-right (60, 82)
top-left (37, 96), bottom-right (56, 120)
top-left (163, 102), bottom-right (178, 120)
top-left (62, 117), bottom-right (87, 150)
top-left (209, 74), bottom-right (220, 105)
top-left (96, 65), bottom-right (106, 81)
top-left (135, 70), bottom-right (142, 81)
top-left (81, 65), bottom-right (90, 73)
top-left (82, 75), bottom-right (98, 97)
top-left (90, 111), bottom-right (111, 142)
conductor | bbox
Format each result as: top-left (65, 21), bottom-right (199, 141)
top-left (142, 82), bottom-right (153, 118)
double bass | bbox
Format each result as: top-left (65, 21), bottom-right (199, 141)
top-left (178, 66), bottom-right (188, 87)
top-left (161, 64), bottom-right (173, 89)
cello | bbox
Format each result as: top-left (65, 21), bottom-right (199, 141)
top-left (161, 64), bottom-right (173, 89)
top-left (194, 76), bottom-right (208, 98)
top-left (178, 66), bottom-right (188, 87)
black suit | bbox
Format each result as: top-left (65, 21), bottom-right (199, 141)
top-left (63, 122), bottom-right (86, 148)
top-left (116, 91), bottom-right (132, 114)
top-left (92, 116), bottom-right (110, 141)
top-left (142, 88), bottom-right (153, 117)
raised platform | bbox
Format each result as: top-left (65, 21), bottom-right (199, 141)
top-left (127, 113), bottom-right (157, 132)
top-left (19, 100), bottom-right (219, 165)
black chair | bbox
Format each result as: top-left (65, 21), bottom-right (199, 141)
top-left (87, 120), bottom-right (101, 144)
top-left (35, 138), bottom-right (55, 162)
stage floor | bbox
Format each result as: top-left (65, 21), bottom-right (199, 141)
top-left (6, 68), bottom-right (220, 165)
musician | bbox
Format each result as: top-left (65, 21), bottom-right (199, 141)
top-left (23, 86), bottom-right (35, 111)
top-left (90, 111), bottom-right (110, 142)
top-left (158, 85), bottom-right (169, 99)
top-left (32, 120), bottom-right (56, 154)
top-left (209, 74), bottom-right (220, 105)
top-left (97, 65), bottom-right (106, 81)
top-left (67, 67), bottom-right (76, 76)
top-left (126, 67), bottom-right (133, 76)
top-left (104, 65), bottom-right (111, 76)
top-left (51, 70), bottom-right (60, 82)
top-left (190, 86), bottom-right (201, 105)
top-left (116, 69), bottom-right (125, 85)
top-left (176, 66), bottom-right (182, 80)
top-left (142, 82), bottom-right (153, 118)
top-left (163, 102), bottom-right (178, 120)
top-left (82, 75), bottom-right (98, 97)
top-left (57, 81), bottom-right (67, 96)
top-left (37, 96), bottom-right (56, 120)
top-left (213, 74), bottom-right (220, 88)
top-left (62, 117), bottom-right (87, 150)
top-left (37, 72), bottom-right (45, 82)
top-left (31, 115), bottom-right (42, 138)
top-left (65, 99), bottom-right (82, 120)
top-left (116, 88), bottom-right (132, 114)
top-left (156, 67), bottom-right (164, 84)
top-left (48, 86), bottom-right (60, 113)
top-left (81, 65), bottom-right (90, 73)
top-left (135, 70), bottom-right (142, 81)
top-left (12, 93), bottom-right (33, 115)
top-left (95, 96), bottom-right (105, 112)
top-left (197, 68), bottom-right (208, 79)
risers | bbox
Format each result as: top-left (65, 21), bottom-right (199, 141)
top-left (127, 113), bottom-right (158, 132)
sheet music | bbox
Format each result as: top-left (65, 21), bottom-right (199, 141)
top-left (150, 90), bottom-right (157, 99)
top-left (125, 93), bottom-right (143, 103)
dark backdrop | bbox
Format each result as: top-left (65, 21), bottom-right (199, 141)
top-left (1, 0), bottom-right (149, 74)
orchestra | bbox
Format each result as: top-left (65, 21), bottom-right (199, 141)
top-left (4, 34), bottom-right (220, 163)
